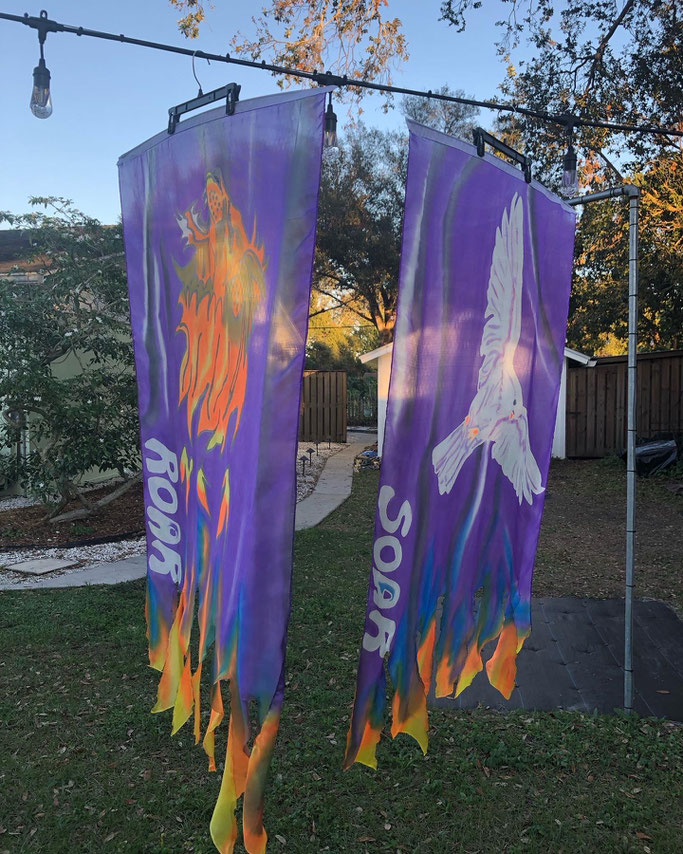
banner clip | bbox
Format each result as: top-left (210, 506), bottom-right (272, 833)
top-left (167, 82), bottom-right (241, 134)
top-left (472, 127), bottom-right (532, 184)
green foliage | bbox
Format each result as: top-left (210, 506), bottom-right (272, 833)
top-left (305, 340), bottom-right (365, 375)
top-left (444, 1), bottom-right (682, 355)
top-left (0, 198), bottom-right (140, 504)
top-left (316, 125), bottom-right (406, 342)
top-left (443, 1), bottom-right (681, 168)
top-left (568, 153), bottom-right (683, 354)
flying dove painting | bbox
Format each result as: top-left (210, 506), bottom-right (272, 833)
top-left (432, 194), bottom-right (543, 505)
top-left (346, 123), bottom-right (576, 771)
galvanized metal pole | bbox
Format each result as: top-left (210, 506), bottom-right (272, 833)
top-left (567, 184), bottom-right (639, 711)
top-left (624, 187), bottom-right (640, 711)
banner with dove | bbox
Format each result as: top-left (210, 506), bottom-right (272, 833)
top-left (345, 122), bottom-right (576, 769)
top-left (119, 89), bottom-right (326, 853)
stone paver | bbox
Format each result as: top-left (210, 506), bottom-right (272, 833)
top-left (5, 557), bottom-right (79, 576)
top-left (1, 555), bottom-right (147, 590)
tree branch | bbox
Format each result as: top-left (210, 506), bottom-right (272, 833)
top-left (49, 471), bottom-right (143, 524)
top-left (311, 285), bottom-right (376, 326)
top-left (583, 0), bottom-right (637, 95)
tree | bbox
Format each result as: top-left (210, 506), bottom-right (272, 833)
top-left (400, 84), bottom-right (479, 138)
top-left (313, 89), bottom-right (481, 343)
top-left (0, 199), bottom-right (140, 520)
top-left (169, 1), bottom-right (408, 102)
top-left (307, 289), bottom-right (379, 356)
top-left (315, 124), bottom-right (406, 342)
top-left (442, 2), bottom-right (682, 355)
top-left (568, 153), bottom-right (683, 354)
top-left (441, 1), bottom-right (681, 180)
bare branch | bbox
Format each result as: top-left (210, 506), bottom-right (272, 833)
top-left (49, 472), bottom-right (143, 524)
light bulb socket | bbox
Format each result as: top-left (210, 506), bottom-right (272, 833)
top-left (30, 56), bottom-right (52, 118)
top-left (33, 57), bottom-right (50, 89)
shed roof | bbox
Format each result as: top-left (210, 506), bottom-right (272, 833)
top-left (361, 341), bottom-right (595, 367)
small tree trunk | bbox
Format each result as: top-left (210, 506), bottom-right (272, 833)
top-left (49, 472), bottom-right (143, 524)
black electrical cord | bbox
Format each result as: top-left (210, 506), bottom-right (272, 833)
top-left (1, 9), bottom-right (681, 139)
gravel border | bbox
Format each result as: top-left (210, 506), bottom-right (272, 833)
top-left (0, 442), bottom-right (344, 581)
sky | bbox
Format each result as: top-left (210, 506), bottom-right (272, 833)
top-left (0, 1), bottom-right (527, 224)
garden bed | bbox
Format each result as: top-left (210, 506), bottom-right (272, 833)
top-left (0, 442), bottom-right (345, 555)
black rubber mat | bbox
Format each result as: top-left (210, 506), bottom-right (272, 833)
top-left (431, 598), bottom-right (683, 720)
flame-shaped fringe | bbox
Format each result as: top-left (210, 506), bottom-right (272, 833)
top-left (148, 533), bottom-right (281, 851)
top-left (210, 686), bottom-right (282, 854)
top-left (150, 616), bottom-right (283, 853)
top-left (345, 614), bottom-right (529, 769)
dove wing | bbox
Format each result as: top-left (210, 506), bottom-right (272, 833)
top-left (432, 418), bottom-right (484, 495)
top-left (476, 194), bottom-right (524, 400)
top-left (490, 410), bottom-right (543, 505)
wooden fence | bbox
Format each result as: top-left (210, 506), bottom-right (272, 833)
top-left (347, 391), bottom-right (378, 427)
top-left (299, 370), bottom-right (347, 443)
top-left (566, 350), bottom-right (683, 457)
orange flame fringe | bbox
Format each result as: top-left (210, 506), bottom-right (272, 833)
top-left (350, 617), bottom-right (530, 770)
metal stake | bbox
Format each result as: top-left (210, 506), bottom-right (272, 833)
top-left (567, 184), bottom-right (640, 712)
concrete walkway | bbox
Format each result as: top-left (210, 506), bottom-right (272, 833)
top-left (0, 430), bottom-right (376, 591)
top-left (295, 430), bottom-right (374, 530)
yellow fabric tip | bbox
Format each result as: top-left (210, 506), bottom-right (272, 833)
top-left (171, 657), bottom-right (194, 735)
top-left (152, 622), bottom-right (184, 713)
top-left (346, 720), bottom-right (381, 770)
top-left (391, 688), bottom-right (429, 755)
top-left (210, 722), bottom-right (240, 854)
top-left (203, 681), bottom-right (225, 769)
top-left (455, 642), bottom-right (484, 697)
top-left (393, 720), bottom-right (429, 756)
top-left (354, 752), bottom-right (378, 771)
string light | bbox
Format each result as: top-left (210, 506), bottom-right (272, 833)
top-left (560, 116), bottom-right (578, 197)
top-left (2, 10), bottom-right (681, 143)
top-left (29, 11), bottom-right (52, 118)
top-left (324, 92), bottom-right (338, 150)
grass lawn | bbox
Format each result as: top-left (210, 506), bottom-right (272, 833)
top-left (1, 462), bottom-right (681, 853)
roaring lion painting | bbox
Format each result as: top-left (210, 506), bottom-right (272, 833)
top-left (175, 170), bottom-right (266, 454)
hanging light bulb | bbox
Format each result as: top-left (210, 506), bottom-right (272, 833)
top-left (324, 92), bottom-right (338, 150)
top-left (560, 116), bottom-right (578, 197)
top-left (562, 143), bottom-right (578, 196)
top-left (30, 14), bottom-right (53, 120)
top-left (30, 56), bottom-right (52, 118)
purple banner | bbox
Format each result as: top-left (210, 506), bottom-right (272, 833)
top-left (345, 122), bottom-right (576, 768)
top-left (119, 89), bottom-right (326, 853)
